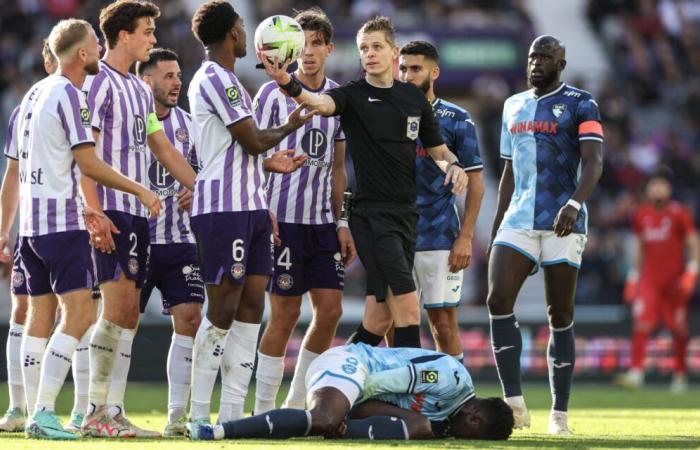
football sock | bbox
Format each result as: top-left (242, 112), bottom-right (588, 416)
top-left (345, 416), bottom-right (409, 440)
top-left (35, 332), bottom-right (79, 412)
top-left (283, 347), bottom-right (319, 409)
top-left (88, 319), bottom-right (122, 412)
top-left (167, 333), bottom-right (193, 423)
top-left (190, 316), bottom-right (228, 421)
top-left (107, 327), bottom-right (135, 417)
top-left (6, 322), bottom-right (26, 412)
top-left (631, 329), bottom-right (648, 370)
top-left (254, 352), bottom-right (284, 414)
top-left (346, 323), bottom-right (383, 346)
top-left (71, 324), bottom-right (93, 417)
top-left (548, 322), bottom-right (575, 412)
top-left (220, 408), bottom-right (311, 439)
top-left (393, 325), bottom-right (421, 348)
top-left (20, 334), bottom-right (47, 415)
top-left (671, 332), bottom-right (688, 375)
top-left (219, 321), bottom-right (259, 422)
top-left (490, 313), bottom-right (523, 398)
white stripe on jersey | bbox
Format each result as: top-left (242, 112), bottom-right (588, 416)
top-left (188, 61), bottom-right (267, 216)
top-left (17, 75), bottom-right (92, 236)
top-left (83, 60), bottom-right (156, 217)
top-left (147, 106), bottom-right (196, 244)
top-left (254, 78), bottom-right (344, 225)
top-left (3, 105), bottom-right (20, 160)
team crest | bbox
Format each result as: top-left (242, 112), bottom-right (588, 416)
top-left (127, 258), bottom-right (139, 275)
top-left (276, 273), bottom-right (293, 290)
top-left (420, 370), bottom-right (439, 384)
top-left (230, 262), bottom-right (245, 279)
top-left (175, 127), bottom-right (188, 143)
top-left (225, 86), bottom-right (242, 107)
top-left (552, 103), bottom-right (566, 118)
top-left (12, 271), bottom-right (24, 288)
top-left (406, 116), bottom-right (420, 140)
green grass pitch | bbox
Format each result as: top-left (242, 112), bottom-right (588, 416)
top-left (0, 382), bottom-right (698, 449)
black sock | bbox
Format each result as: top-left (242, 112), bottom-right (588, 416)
top-left (346, 323), bottom-right (384, 346)
top-left (393, 325), bottom-right (421, 348)
top-left (222, 409), bottom-right (310, 439)
top-left (549, 324), bottom-right (575, 412)
top-left (344, 416), bottom-right (408, 440)
top-left (490, 314), bottom-right (523, 397)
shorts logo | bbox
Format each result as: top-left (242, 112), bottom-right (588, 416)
top-left (406, 116), bottom-right (420, 140)
top-left (79, 108), bottom-right (91, 127)
top-left (420, 370), bottom-right (439, 384)
top-left (12, 271), bottom-right (24, 288)
top-left (226, 86), bottom-right (242, 107)
top-left (552, 103), bottom-right (567, 118)
top-left (182, 264), bottom-right (203, 284)
top-left (230, 262), bottom-right (245, 279)
top-left (128, 257), bottom-right (139, 275)
top-left (175, 127), bottom-right (189, 143)
top-left (277, 273), bottom-right (293, 290)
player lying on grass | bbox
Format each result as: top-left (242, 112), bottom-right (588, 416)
top-left (188, 343), bottom-right (514, 440)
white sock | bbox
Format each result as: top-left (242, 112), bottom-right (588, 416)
top-left (168, 333), bottom-right (193, 423)
top-left (107, 328), bottom-right (135, 417)
top-left (219, 321), bottom-right (260, 422)
top-left (71, 324), bottom-right (93, 417)
top-left (190, 317), bottom-right (228, 421)
top-left (35, 332), bottom-right (79, 412)
top-left (253, 352), bottom-right (284, 414)
top-left (6, 322), bottom-right (26, 412)
top-left (20, 335), bottom-right (48, 415)
top-left (88, 319), bottom-right (122, 413)
top-left (283, 347), bottom-right (319, 409)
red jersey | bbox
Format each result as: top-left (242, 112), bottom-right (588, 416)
top-left (633, 201), bottom-right (695, 288)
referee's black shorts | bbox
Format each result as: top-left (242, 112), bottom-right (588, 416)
top-left (350, 201), bottom-right (418, 301)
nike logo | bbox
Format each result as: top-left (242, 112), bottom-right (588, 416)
top-left (368, 97), bottom-right (381, 102)
top-left (493, 345), bottom-right (515, 354)
top-left (265, 414), bottom-right (273, 434)
top-left (553, 362), bottom-right (572, 369)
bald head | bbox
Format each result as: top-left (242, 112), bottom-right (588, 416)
top-left (527, 35), bottom-right (566, 93)
top-left (530, 35), bottom-right (566, 59)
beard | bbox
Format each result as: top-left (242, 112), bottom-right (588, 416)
top-left (85, 59), bottom-right (100, 75)
top-left (417, 78), bottom-right (430, 94)
top-left (529, 69), bottom-right (557, 88)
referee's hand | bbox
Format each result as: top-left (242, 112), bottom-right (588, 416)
top-left (444, 165), bottom-right (468, 195)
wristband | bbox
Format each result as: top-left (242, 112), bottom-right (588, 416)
top-left (566, 199), bottom-right (581, 211)
top-left (337, 219), bottom-right (349, 230)
top-left (279, 76), bottom-right (302, 98)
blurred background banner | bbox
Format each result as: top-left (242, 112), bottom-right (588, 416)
top-left (0, 0), bottom-right (698, 380)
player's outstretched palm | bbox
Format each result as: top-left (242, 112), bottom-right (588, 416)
top-left (138, 189), bottom-right (162, 219)
top-left (553, 205), bottom-right (578, 237)
top-left (285, 102), bottom-right (318, 129)
top-left (265, 149), bottom-right (308, 174)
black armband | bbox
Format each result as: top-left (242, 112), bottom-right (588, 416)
top-left (279, 77), bottom-right (303, 98)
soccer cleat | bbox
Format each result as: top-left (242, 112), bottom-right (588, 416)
top-left (0, 407), bottom-right (26, 432)
top-left (113, 413), bottom-right (161, 438)
top-left (81, 406), bottom-right (135, 438)
top-left (614, 369), bottom-right (644, 390)
top-left (63, 412), bottom-right (84, 433)
top-left (25, 410), bottom-right (77, 440)
top-left (548, 410), bottom-right (573, 435)
top-left (505, 396), bottom-right (531, 429)
top-left (186, 421), bottom-right (215, 440)
top-left (163, 415), bottom-right (189, 437)
top-left (670, 373), bottom-right (688, 394)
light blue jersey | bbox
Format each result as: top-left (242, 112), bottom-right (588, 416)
top-left (345, 343), bottom-right (475, 421)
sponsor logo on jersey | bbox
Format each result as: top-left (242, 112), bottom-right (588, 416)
top-left (148, 160), bottom-right (176, 195)
top-left (509, 120), bottom-right (558, 135)
top-left (133, 114), bottom-right (146, 145)
top-left (301, 128), bottom-right (328, 159)
top-left (406, 116), bottom-right (420, 140)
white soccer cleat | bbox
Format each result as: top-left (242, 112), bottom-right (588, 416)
top-left (81, 406), bottom-right (135, 438)
top-left (670, 373), bottom-right (688, 394)
top-left (163, 415), bottom-right (188, 437)
top-left (112, 413), bottom-right (161, 438)
top-left (548, 410), bottom-right (573, 435)
top-left (0, 407), bottom-right (25, 432)
top-left (504, 396), bottom-right (531, 429)
top-left (614, 369), bottom-right (644, 390)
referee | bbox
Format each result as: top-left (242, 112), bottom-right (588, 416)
top-left (261, 16), bottom-right (467, 348)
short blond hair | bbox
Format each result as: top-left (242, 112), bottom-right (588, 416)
top-left (48, 19), bottom-right (92, 59)
top-left (41, 38), bottom-right (57, 67)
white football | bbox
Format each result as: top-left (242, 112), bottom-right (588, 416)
top-left (254, 15), bottom-right (305, 65)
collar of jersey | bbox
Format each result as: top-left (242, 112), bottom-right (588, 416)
top-left (532, 82), bottom-right (566, 101)
top-left (101, 60), bottom-right (131, 79)
top-left (364, 77), bottom-right (394, 89)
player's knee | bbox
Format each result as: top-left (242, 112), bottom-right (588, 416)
top-left (316, 302), bottom-right (343, 326)
top-left (173, 308), bottom-right (201, 336)
top-left (486, 290), bottom-right (512, 315)
top-left (547, 305), bottom-right (573, 329)
top-left (11, 300), bottom-right (28, 325)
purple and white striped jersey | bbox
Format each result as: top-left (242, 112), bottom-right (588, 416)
top-left (16, 75), bottom-right (94, 236)
top-left (83, 60), bottom-right (156, 218)
top-left (146, 106), bottom-right (197, 244)
top-left (3, 105), bottom-right (20, 160)
top-left (254, 78), bottom-right (345, 225)
top-left (188, 61), bottom-right (267, 216)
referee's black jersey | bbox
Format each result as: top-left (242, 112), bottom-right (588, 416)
top-left (326, 79), bottom-right (443, 204)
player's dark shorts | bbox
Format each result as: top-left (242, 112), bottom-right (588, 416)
top-left (268, 223), bottom-right (344, 296)
top-left (350, 201), bottom-right (418, 301)
top-left (10, 237), bottom-right (28, 296)
top-left (190, 210), bottom-right (273, 285)
top-left (92, 211), bottom-right (150, 288)
top-left (18, 230), bottom-right (94, 296)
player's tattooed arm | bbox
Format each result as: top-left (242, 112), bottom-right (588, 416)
top-left (553, 140), bottom-right (603, 237)
top-left (230, 105), bottom-right (316, 156)
top-left (425, 144), bottom-right (468, 195)
top-left (489, 160), bottom-right (515, 250)
top-left (0, 159), bottom-right (19, 261)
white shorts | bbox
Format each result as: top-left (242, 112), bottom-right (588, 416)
top-left (412, 250), bottom-right (462, 309)
top-left (493, 229), bottom-right (587, 274)
top-left (305, 347), bottom-right (368, 407)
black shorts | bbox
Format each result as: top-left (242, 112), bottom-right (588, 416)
top-left (350, 201), bottom-right (418, 301)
